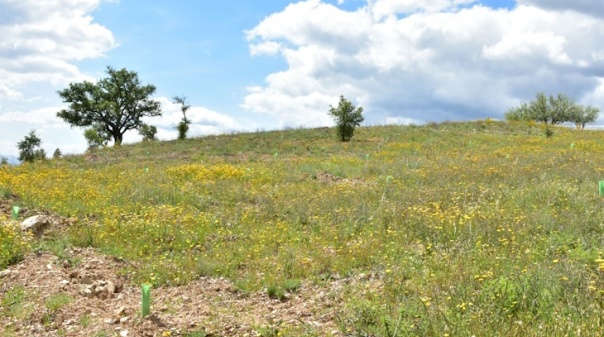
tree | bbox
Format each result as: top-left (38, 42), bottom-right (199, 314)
top-left (329, 95), bottom-right (364, 142)
top-left (570, 105), bottom-right (600, 130)
top-left (505, 92), bottom-right (600, 128)
top-left (139, 123), bottom-right (158, 141)
top-left (173, 95), bottom-right (191, 140)
top-left (17, 130), bottom-right (46, 163)
top-left (53, 148), bottom-right (62, 159)
top-left (57, 66), bottom-right (162, 146)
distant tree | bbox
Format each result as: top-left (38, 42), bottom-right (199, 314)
top-left (139, 123), bottom-right (158, 141)
top-left (504, 102), bottom-right (532, 122)
top-left (53, 148), bottom-right (62, 159)
top-left (329, 95), bottom-right (364, 142)
top-left (570, 105), bottom-right (600, 130)
top-left (0, 157), bottom-right (8, 166)
top-left (505, 92), bottom-right (599, 128)
top-left (17, 130), bottom-right (46, 163)
top-left (173, 95), bottom-right (191, 140)
top-left (57, 66), bottom-right (162, 146)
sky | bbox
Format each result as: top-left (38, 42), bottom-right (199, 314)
top-left (1, 0), bottom-right (604, 157)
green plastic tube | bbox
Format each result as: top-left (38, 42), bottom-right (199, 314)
top-left (600, 181), bottom-right (604, 197)
top-left (11, 206), bottom-right (19, 220)
top-left (142, 284), bottom-right (151, 317)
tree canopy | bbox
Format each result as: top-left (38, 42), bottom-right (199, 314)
top-left (57, 66), bottom-right (162, 146)
top-left (505, 92), bottom-right (600, 129)
top-left (17, 130), bottom-right (46, 163)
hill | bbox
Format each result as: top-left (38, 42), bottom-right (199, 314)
top-left (2, 120), bottom-right (604, 336)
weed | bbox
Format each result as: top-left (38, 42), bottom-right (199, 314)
top-left (45, 293), bottom-right (72, 312)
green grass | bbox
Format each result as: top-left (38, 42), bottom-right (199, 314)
top-left (3, 121), bottom-right (604, 335)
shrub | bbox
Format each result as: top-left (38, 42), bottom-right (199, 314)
top-left (139, 123), bottom-right (158, 141)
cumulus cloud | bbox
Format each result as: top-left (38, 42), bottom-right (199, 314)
top-left (0, 0), bottom-right (117, 156)
top-left (244, 0), bottom-right (604, 126)
top-left (0, 0), bottom-right (116, 100)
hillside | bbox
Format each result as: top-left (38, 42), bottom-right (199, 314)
top-left (2, 120), bottom-right (604, 336)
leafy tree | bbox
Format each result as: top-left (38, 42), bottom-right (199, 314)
top-left (505, 92), bottom-right (600, 128)
top-left (570, 105), bottom-right (600, 130)
top-left (173, 95), bottom-right (191, 140)
top-left (329, 95), bottom-right (364, 142)
top-left (139, 123), bottom-right (158, 141)
top-left (17, 130), bottom-right (46, 163)
top-left (0, 157), bottom-right (8, 166)
top-left (57, 66), bottom-right (162, 146)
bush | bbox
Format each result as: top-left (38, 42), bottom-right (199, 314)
top-left (329, 95), bottom-right (364, 142)
top-left (139, 123), bottom-right (158, 142)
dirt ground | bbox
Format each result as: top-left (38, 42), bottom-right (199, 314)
top-left (0, 199), bottom-right (356, 337)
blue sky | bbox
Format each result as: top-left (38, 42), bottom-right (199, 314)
top-left (1, 0), bottom-right (603, 157)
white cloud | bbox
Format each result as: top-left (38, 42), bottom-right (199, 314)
top-left (0, 0), bottom-right (116, 156)
top-left (137, 97), bottom-right (243, 142)
top-left (244, 1), bottom-right (604, 126)
top-left (0, 0), bottom-right (116, 100)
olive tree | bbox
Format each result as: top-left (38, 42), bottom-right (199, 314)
top-left (329, 95), bottom-right (364, 142)
top-left (505, 92), bottom-right (599, 128)
top-left (57, 66), bottom-right (162, 146)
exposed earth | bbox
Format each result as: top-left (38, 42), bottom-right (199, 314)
top-left (0, 200), bottom-right (369, 337)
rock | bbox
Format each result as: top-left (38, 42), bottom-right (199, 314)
top-left (104, 317), bottom-right (118, 324)
top-left (20, 215), bottom-right (51, 232)
top-left (0, 269), bottom-right (11, 278)
top-left (115, 307), bottom-right (127, 316)
top-left (80, 285), bottom-right (94, 298)
top-left (119, 329), bottom-right (129, 337)
top-left (107, 281), bottom-right (116, 294)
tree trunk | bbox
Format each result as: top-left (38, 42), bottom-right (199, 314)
top-left (113, 133), bottom-right (123, 147)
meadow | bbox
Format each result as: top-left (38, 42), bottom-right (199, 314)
top-left (2, 120), bottom-right (604, 336)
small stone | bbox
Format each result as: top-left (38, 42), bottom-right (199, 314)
top-left (107, 281), bottom-right (116, 294)
top-left (119, 316), bottom-right (129, 324)
top-left (115, 307), bottom-right (127, 316)
top-left (0, 270), bottom-right (11, 278)
top-left (80, 285), bottom-right (94, 298)
top-left (20, 215), bottom-right (50, 232)
top-left (104, 318), bottom-right (118, 324)
top-left (120, 329), bottom-right (129, 337)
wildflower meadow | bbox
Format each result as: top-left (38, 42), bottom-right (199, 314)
top-left (2, 120), bottom-right (604, 336)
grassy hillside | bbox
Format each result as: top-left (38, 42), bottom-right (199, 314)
top-left (3, 120), bottom-right (604, 335)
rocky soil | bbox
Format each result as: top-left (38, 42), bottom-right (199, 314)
top-left (0, 200), bottom-right (357, 337)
